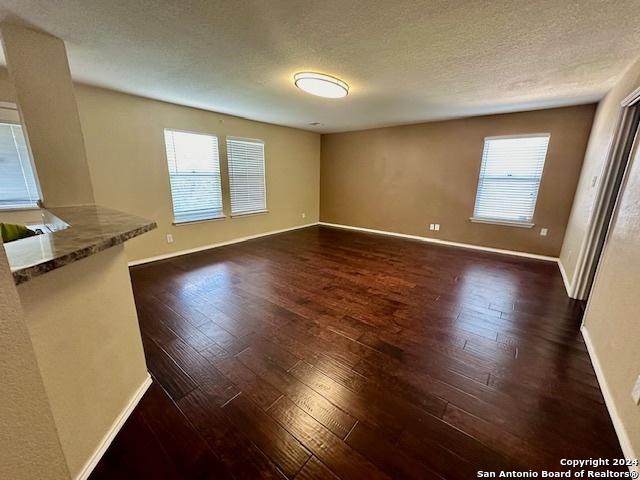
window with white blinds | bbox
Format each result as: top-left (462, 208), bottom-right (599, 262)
top-left (0, 122), bottom-right (40, 210)
top-left (472, 134), bottom-right (550, 225)
top-left (227, 137), bottom-right (266, 215)
top-left (164, 129), bottom-right (223, 223)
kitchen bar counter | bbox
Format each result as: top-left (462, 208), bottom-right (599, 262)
top-left (6, 205), bottom-right (156, 284)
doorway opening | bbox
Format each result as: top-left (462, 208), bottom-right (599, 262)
top-left (573, 86), bottom-right (640, 301)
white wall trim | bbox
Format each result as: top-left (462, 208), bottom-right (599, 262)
top-left (557, 258), bottom-right (575, 298)
top-left (581, 326), bottom-right (638, 474)
top-left (128, 223), bottom-right (319, 267)
top-left (75, 374), bottom-right (152, 480)
top-left (319, 222), bottom-right (559, 262)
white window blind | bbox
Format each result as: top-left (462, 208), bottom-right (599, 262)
top-left (472, 134), bottom-right (550, 224)
top-left (164, 129), bottom-right (223, 223)
top-left (0, 122), bottom-right (40, 209)
top-left (227, 137), bottom-right (266, 215)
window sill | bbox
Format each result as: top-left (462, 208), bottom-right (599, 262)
top-left (0, 205), bottom-right (41, 213)
top-left (173, 215), bottom-right (226, 226)
top-left (469, 217), bottom-right (534, 229)
top-left (231, 209), bottom-right (269, 218)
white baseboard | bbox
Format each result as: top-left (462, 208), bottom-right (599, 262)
top-left (557, 258), bottom-right (575, 298)
top-left (75, 374), bottom-right (152, 480)
top-left (128, 222), bottom-right (319, 267)
top-left (581, 326), bottom-right (638, 473)
top-left (319, 222), bottom-right (559, 262)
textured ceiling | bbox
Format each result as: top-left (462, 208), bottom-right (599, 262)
top-left (0, 0), bottom-right (639, 133)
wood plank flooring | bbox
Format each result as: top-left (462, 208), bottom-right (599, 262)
top-left (90, 226), bottom-right (623, 479)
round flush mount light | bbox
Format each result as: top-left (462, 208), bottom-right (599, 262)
top-left (294, 72), bottom-right (349, 98)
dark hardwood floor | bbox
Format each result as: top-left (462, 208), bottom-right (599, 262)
top-left (90, 225), bottom-right (622, 479)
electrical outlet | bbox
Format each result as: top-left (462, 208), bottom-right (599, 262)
top-left (301, 213), bottom-right (306, 219)
top-left (434, 224), bottom-right (440, 231)
top-left (540, 228), bottom-right (548, 236)
top-left (166, 233), bottom-right (174, 244)
top-left (632, 376), bottom-right (640, 405)
top-left (429, 224), bottom-right (434, 231)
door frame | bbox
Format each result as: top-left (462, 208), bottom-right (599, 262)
top-left (571, 86), bottom-right (640, 300)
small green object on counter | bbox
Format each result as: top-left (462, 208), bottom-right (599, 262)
top-left (0, 222), bottom-right (37, 243)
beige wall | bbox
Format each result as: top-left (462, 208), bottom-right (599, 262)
top-left (560, 59), bottom-right (640, 287)
top-left (75, 84), bottom-right (320, 262)
top-left (1, 24), bottom-right (95, 207)
top-left (18, 245), bottom-right (149, 478)
top-left (0, 239), bottom-right (70, 480)
top-left (321, 105), bottom-right (595, 256)
top-left (0, 68), bottom-right (320, 263)
top-left (0, 66), bottom-right (15, 101)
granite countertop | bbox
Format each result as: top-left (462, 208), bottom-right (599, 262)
top-left (5, 205), bottom-right (156, 285)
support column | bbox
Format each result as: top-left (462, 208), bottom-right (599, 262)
top-left (1, 23), bottom-right (95, 207)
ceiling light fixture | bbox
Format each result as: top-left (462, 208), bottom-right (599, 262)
top-left (294, 72), bottom-right (349, 98)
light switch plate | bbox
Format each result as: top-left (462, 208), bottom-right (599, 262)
top-left (632, 375), bottom-right (640, 405)
top-left (540, 228), bottom-right (548, 236)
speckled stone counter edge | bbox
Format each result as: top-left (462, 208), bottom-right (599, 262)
top-left (7, 205), bottom-right (156, 285)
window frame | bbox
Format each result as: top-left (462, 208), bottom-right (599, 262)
top-left (470, 133), bottom-right (550, 228)
top-left (163, 128), bottom-right (226, 225)
top-left (0, 103), bottom-right (42, 211)
top-left (226, 136), bottom-right (268, 217)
